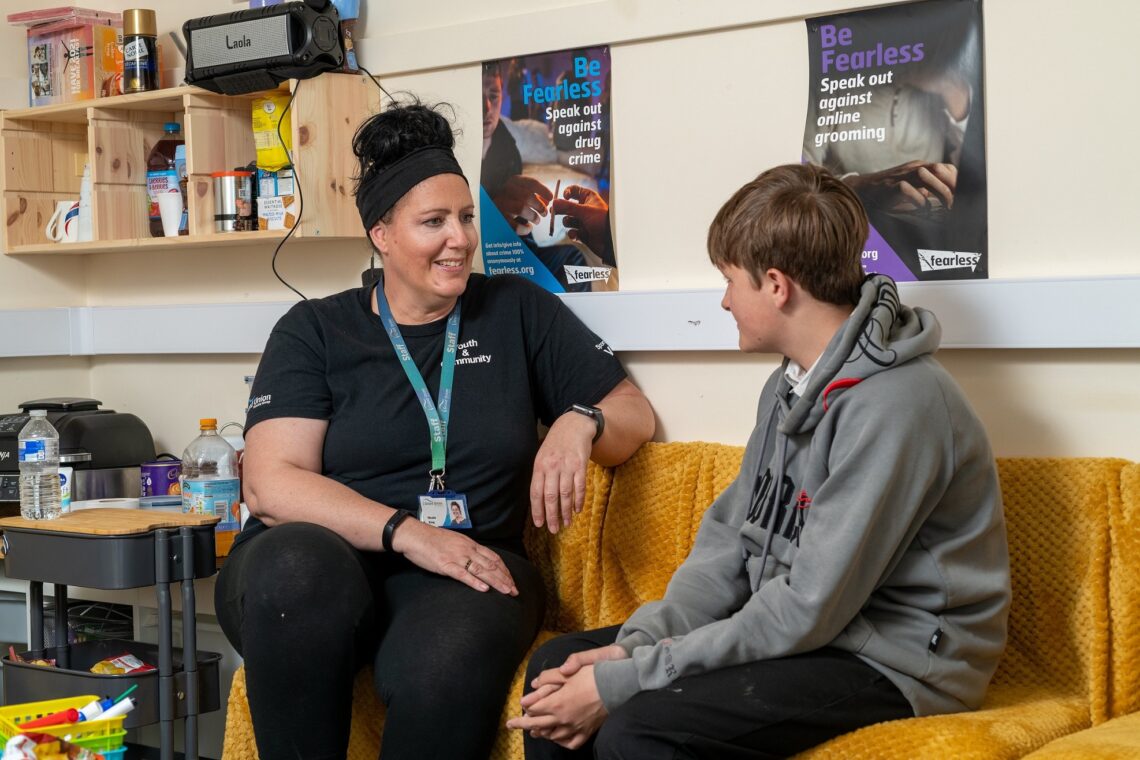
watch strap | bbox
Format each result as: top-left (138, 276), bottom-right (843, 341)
top-left (382, 509), bottom-right (413, 553)
top-left (567, 403), bottom-right (605, 444)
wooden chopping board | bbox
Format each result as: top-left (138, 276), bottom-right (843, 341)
top-left (0, 508), bottom-right (219, 536)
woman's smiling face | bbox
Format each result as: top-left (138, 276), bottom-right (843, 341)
top-left (369, 173), bottom-right (477, 323)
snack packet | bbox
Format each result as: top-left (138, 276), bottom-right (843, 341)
top-left (2, 733), bottom-right (102, 760)
top-left (89, 652), bottom-right (155, 675)
top-left (252, 94), bottom-right (293, 171)
top-left (7, 646), bottom-right (55, 668)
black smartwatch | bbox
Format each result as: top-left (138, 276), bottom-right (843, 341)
top-left (566, 403), bottom-right (605, 444)
top-left (382, 509), bottom-right (413, 553)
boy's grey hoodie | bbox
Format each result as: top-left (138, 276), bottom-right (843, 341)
top-left (594, 276), bottom-right (1010, 717)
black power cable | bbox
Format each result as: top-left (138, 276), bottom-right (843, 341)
top-left (271, 67), bottom-right (394, 299)
top-left (269, 81), bottom-right (307, 300)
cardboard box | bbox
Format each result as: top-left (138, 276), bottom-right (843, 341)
top-left (258, 195), bottom-right (297, 231)
top-left (257, 167), bottom-right (294, 198)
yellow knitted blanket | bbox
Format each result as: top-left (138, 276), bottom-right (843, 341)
top-left (221, 446), bottom-right (1140, 760)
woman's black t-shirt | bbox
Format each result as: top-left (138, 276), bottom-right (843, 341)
top-left (239, 273), bottom-right (627, 548)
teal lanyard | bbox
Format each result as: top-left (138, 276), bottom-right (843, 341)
top-left (375, 284), bottom-right (460, 490)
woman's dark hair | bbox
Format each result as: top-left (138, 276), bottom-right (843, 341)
top-left (352, 98), bottom-right (459, 223)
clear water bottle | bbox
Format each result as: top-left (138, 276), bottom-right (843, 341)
top-left (180, 418), bottom-right (241, 554)
top-left (18, 409), bottom-right (62, 520)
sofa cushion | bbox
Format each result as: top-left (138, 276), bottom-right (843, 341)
top-left (1021, 710), bottom-right (1140, 759)
top-left (524, 441), bottom-right (745, 634)
top-left (989, 458), bottom-right (1120, 722)
top-left (793, 685), bottom-right (1089, 759)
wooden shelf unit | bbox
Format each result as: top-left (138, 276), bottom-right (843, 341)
top-left (1, 74), bottom-right (379, 255)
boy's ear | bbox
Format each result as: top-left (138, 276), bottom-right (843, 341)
top-left (764, 268), bottom-right (795, 309)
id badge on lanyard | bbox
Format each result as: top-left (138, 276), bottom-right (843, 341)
top-left (418, 489), bottom-right (472, 529)
top-left (376, 284), bottom-right (472, 530)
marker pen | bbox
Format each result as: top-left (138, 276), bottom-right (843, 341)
top-left (79, 682), bottom-right (141, 721)
top-left (19, 707), bottom-right (79, 728)
top-left (78, 696), bottom-right (115, 721)
top-left (89, 696), bottom-right (136, 721)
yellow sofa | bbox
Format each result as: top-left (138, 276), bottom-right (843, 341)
top-left (220, 443), bottom-right (1140, 759)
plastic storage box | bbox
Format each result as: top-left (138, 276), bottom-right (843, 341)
top-left (6, 7), bottom-right (123, 106)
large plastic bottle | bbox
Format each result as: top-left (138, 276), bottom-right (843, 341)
top-left (18, 409), bottom-right (62, 520)
top-left (180, 418), bottom-right (241, 555)
top-left (146, 122), bottom-right (185, 237)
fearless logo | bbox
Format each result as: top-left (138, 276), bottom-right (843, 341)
top-left (917, 250), bottom-right (983, 273)
top-left (456, 338), bottom-right (492, 366)
top-left (564, 265), bottom-right (613, 285)
top-left (247, 394), bottom-right (272, 412)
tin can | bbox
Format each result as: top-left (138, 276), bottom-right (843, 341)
top-left (140, 458), bottom-right (182, 509)
top-left (122, 9), bottom-right (158, 94)
top-left (212, 171), bottom-right (255, 232)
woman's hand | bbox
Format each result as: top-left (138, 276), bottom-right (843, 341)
top-left (390, 519), bottom-right (518, 595)
top-left (530, 410), bottom-right (595, 534)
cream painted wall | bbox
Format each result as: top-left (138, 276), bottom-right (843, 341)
top-left (629, 347), bottom-right (1140, 459)
top-left (0, 357), bottom-right (92, 412)
top-left (2, 0), bottom-right (1140, 459)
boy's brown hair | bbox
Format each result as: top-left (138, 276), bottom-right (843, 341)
top-left (707, 163), bottom-right (868, 306)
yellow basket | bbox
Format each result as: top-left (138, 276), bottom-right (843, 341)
top-left (0, 694), bottom-right (126, 742)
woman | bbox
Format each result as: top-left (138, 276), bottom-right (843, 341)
top-left (215, 100), bottom-right (654, 759)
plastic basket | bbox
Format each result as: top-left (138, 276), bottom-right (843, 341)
top-left (100, 748), bottom-right (127, 760)
top-left (0, 694), bottom-right (126, 742)
top-left (72, 728), bottom-right (127, 751)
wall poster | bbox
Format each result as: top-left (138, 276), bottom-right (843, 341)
top-left (803, 0), bottom-right (987, 281)
top-left (480, 45), bottom-right (617, 293)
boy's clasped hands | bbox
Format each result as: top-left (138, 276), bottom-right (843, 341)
top-left (507, 643), bottom-right (628, 750)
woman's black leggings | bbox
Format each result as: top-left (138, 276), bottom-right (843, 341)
top-left (215, 522), bottom-right (545, 760)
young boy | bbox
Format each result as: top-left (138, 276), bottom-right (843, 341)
top-left (507, 163), bottom-right (1011, 758)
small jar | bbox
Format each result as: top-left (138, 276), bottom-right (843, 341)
top-left (123, 9), bottom-right (158, 94)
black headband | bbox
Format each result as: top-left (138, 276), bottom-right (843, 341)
top-left (355, 146), bottom-right (467, 230)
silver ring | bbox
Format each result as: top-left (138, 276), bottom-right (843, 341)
top-left (464, 558), bottom-right (473, 573)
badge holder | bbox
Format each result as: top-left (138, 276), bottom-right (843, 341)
top-left (417, 470), bottom-right (472, 529)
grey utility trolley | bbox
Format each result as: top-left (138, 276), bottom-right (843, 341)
top-left (0, 508), bottom-right (222, 760)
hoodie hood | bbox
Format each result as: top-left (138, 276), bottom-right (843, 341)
top-left (782, 275), bottom-right (941, 435)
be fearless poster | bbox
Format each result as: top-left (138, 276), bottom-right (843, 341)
top-left (803, 0), bottom-right (987, 282)
top-left (480, 46), bottom-right (617, 293)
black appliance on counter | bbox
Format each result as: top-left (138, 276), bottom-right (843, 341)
top-left (0, 398), bottom-right (156, 516)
